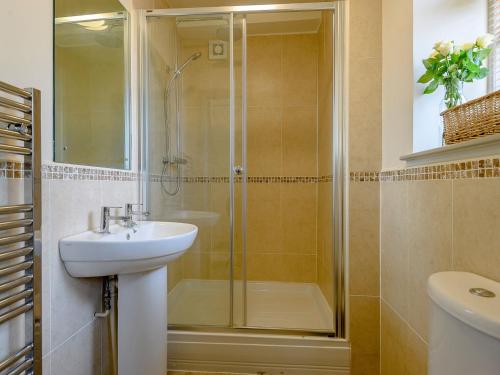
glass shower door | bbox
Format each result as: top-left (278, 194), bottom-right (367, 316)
top-left (144, 13), bottom-right (233, 327)
top-left (238, 9), bottom-right (336, 332)
top-left (143, 6), bottom-right (338, 334)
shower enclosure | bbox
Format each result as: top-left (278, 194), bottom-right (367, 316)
top-left (140, 2), bottom-right (347, 338)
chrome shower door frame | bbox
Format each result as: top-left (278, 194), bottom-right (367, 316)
top-left (139, 1), bottom-right (349, 340)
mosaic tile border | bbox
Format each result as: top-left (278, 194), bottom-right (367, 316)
top-left (350, 157), bottom-right (500, 182)
top-left (349, 171), bottom-right (380, 182)
top-left (0, 160), bottom-right (31, 179)
top-left (10, 157), bottom-right (498, 182)
top-left (150, 175), bottom-right (334, 184)
top-left (41, 164), bottom-right (138, 181)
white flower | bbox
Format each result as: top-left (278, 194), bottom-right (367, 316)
top-left (476, 34), bottom-right (495, 48)
top-left (459, 42), bottom-right (475, 51)
top-left (429, 50), bottom-right (440, 59)
top-left (437, 41), bottom-right (454, 56)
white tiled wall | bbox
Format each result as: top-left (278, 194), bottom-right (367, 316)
top-left (41, 172), bottom-right (137, 374)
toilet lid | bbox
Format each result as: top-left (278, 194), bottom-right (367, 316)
top-left (428, 271), bottom-right (500, 340)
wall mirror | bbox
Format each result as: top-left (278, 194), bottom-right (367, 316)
top-left (54, 0), bottom-right (130, 169)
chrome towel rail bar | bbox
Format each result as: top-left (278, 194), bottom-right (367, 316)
top-left (0, 247), bottom-right (33, 262)
top-left (0, 80), bottom-right (41, 374)
top-left (0, 97), bottom-right (32, 113)
top-left (0, 302), bottom-right (33, 325)
top-left (0, 204), bottom-right (33, 214)
top-left (8, 357), bottom-right (34, 375)
top-left (0, 112), bottom-right (32, 126)
top-left (0, 232), bottom-right (33, 246)
top-left (0, 344), bottom-right (34, 372)
top-left (0, 144), bottom-right (32, 155)
top-left (0, 289), bottom-right (33, 310)
top-left (0, 81), bottom-right (32, 100)
top-left (0, 219), bottom-right (33, 231)
top-left (0, 261), bottom-right (34, 278)
top-left (0, 275), bottom-right (33, 294)
top-left (0, 128), bottom-right (32, 142)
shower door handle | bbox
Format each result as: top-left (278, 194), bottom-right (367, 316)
top-left (233, 165), bottom-right (244, 175)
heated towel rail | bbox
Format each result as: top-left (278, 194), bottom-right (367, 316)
top-left (0, 81), bottom-right (42, 374)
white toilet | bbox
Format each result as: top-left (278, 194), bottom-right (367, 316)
top-left (428, 271), bottom-right (500, 375)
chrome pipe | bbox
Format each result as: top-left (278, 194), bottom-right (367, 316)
top-left (0, 82), bottom-right (31, 100)
top-left (0, 275), bottom-right (33, 294)
top-left (0, 205), bottom-right (33, 214)
top-left (30, 87), bottom-right (43, 374)
top-left (0, 232), bottom-right (33, 246)
top-left (0, 261), bottom-right (33, 278)
top-left (0, 144), bottom-right (32, 155)
top-left (0, 128), bottom-right (32, 142)
top-left (0, 219), bottom-right (33, 231)
top-left (0, 344), bottom-right (33, 372)
top-left (0, 247), bottom-right (33, 262)
top-left (0, 112), bottom-right (32, 126)
top-left (0, 97), bottom-right (32, 113)
top-left (0, 302), bottom-right (33, 325)
top-left (0, 289), bottom-right (33, 310)
top-left (6, 357), bottom-right (33, 375)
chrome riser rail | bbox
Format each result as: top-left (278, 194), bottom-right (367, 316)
top-left (0, 80), bottom-right (42, 374)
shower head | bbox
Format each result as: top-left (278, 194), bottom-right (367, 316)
top-left (174, 52), bottom-right (202, 77)
top-left (166, 52), bottom-right (202, 95)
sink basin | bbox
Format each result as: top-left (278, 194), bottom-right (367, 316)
top-left (59, 221), bottom-right (198, 277)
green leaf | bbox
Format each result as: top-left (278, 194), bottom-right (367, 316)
top-left (477, 48), bottom-right (492, 60)
top-left (477, 67), bottom-right (489, 79)
top-left (423, 80), bottom-right (439, 94)
top-left (417, 71), bottom-right (434, 83)
top-left (464, 60), bottom-right (480, 73)
top-left (423, 58), bottom-right (434, 70)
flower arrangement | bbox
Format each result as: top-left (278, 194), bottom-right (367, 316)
top-left (418, 34), bottom-right (495, 110)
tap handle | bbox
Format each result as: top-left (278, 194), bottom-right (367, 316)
top-left (125, 203), bottom-right (150, 217)
top-left (102, 206), bottom-right (122, 212)
top-left (99, 206), bottom-right (122, 233)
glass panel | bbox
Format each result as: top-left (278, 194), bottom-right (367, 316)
top-left (242, 9), bottom-right (335, 332)
top-left (54, 0), bottom-right (130, 169)
top-left (144, 14), bottom-right (232, 327)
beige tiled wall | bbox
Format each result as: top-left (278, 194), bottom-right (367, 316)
top-left (348, 0), bottom-right (382, 374)
top-left (245, 34), bottom-right (319, 283)
top-left (164, 33), bottom-right (321, 285)
top-left (380, 174), bottom-right (500, 374)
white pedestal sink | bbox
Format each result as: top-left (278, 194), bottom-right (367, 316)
top-left (59, 221), bottom-right (198, 375)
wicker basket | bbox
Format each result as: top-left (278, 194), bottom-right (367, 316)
top-left (442, 90), bottom-right (500, 145)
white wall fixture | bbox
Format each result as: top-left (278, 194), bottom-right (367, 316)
top-left (428, 271), bottom-right (500, 375)
top-left (59, 221), bottom-right (198, 375)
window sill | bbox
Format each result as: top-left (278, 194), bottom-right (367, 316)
top-left (400, 134), bottom-right (500, 167)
